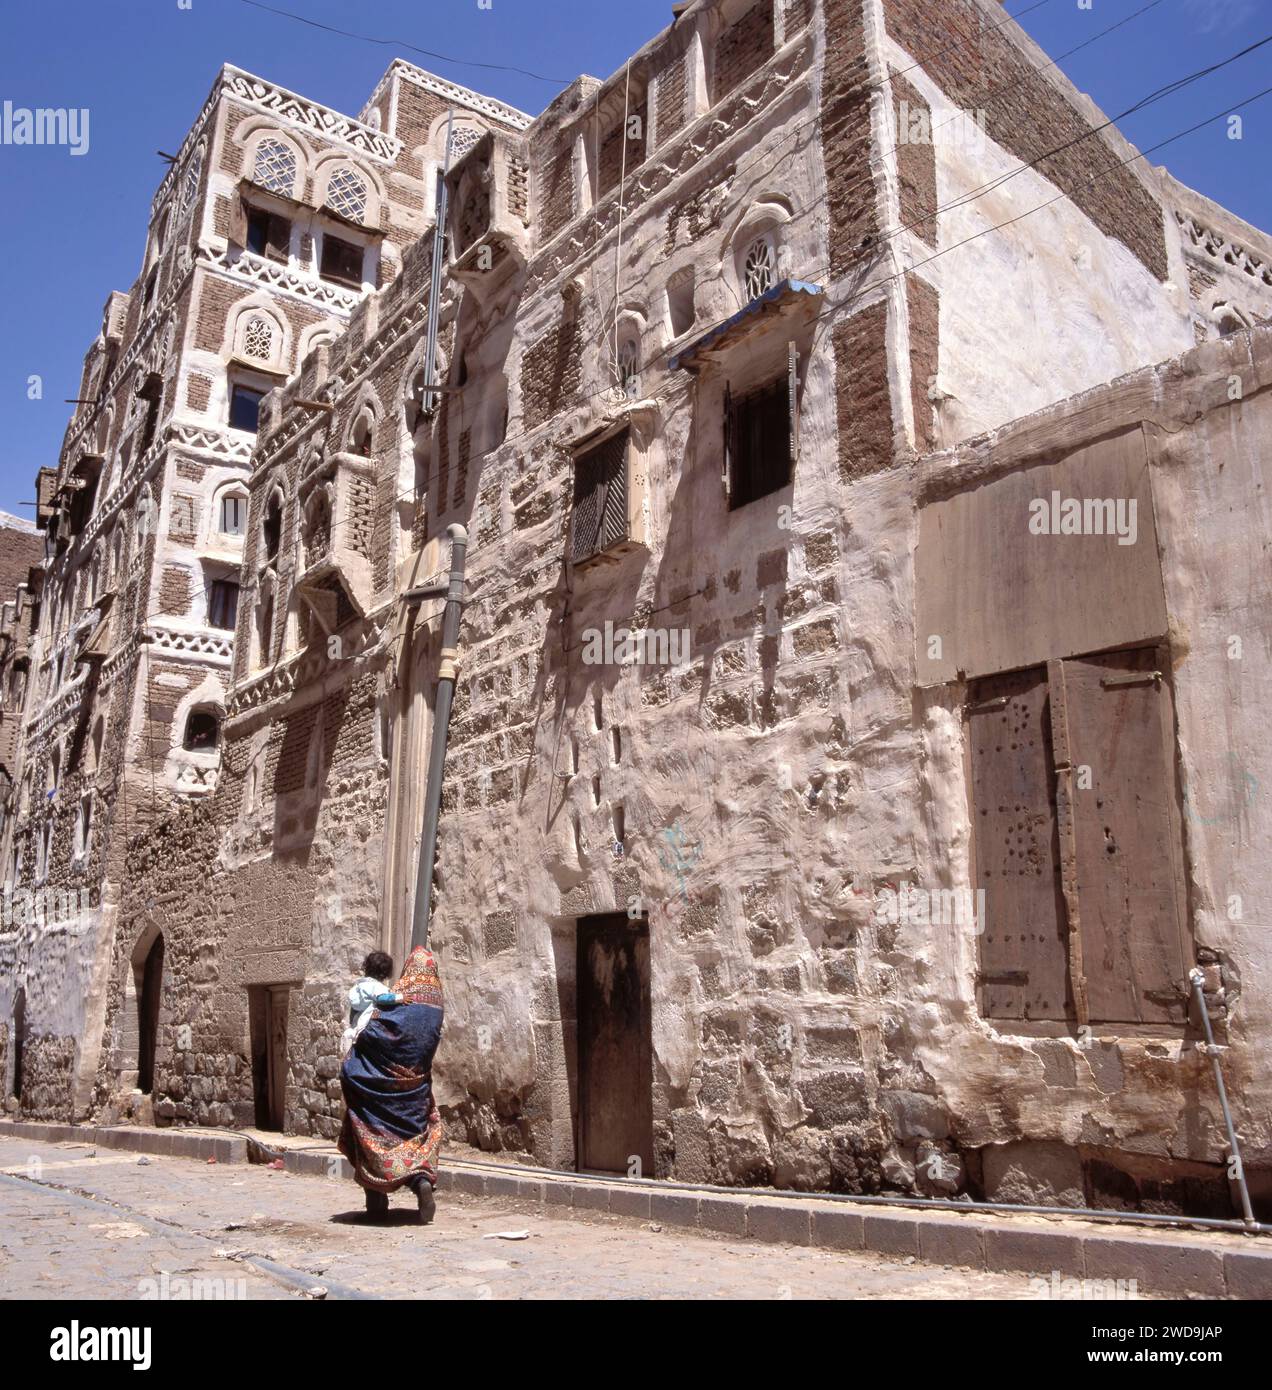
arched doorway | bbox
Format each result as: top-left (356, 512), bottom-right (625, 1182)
top-left (137, 934), bottom-right (165, 1095)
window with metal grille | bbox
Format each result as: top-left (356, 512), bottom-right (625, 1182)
top-left (208, 580), bottom-right (239, 631)
top-left (320, 234), bottom-right (363, 287)
top-left (253, 138), bottom-right (297, 196)
top-left (726, 377), bottom-right (791, 509)
top-left (571, 429), bottom-right (630, 564)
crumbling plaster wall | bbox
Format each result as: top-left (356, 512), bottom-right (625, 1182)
top-left (906, 330), bottom-right (1272, 1211)
top-left (876, 15), bottom-right (1194, 445)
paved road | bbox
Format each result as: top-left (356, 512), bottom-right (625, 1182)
top-left (0, 1135), bottom-right (1062, 1300)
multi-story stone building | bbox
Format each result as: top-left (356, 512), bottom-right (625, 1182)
top-left (6, 0), bottom-right (1272, 1214)
top-left (0, 56), bottom-right (528, 1120)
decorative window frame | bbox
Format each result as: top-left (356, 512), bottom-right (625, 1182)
top-left (210, 481), bottom-right (250, 544)
top-left (164, 677), bottom-right (226, 798)
top-left (244, 128), bottom-right (304, 200)
top-left (728, 196), bottom-right (794, 305)
top-left (224, 297), bottom-right (290, 376)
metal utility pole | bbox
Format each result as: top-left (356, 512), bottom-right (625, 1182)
top-left (403, 110), bottom-right (466, 951)
top-left (421, 109), bottom-right (455, 416)
top-left (407, 523), bottom-right (468, 950)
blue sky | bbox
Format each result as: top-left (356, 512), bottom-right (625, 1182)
top-left (0, 0), bottom-right (1268, 517)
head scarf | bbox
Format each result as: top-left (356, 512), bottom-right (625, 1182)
top-left (395, 946), bottom-right (443, 1008)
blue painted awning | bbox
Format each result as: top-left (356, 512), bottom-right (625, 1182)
top-left (669, 279), bottom-right (824, 373)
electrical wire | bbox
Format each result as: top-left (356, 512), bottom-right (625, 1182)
top-left (235, 0), bottom-right (572, 86)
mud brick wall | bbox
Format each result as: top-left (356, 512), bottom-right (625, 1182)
top-left (159, 563), bottom-right (191, 615)
top-left (786, 0), bottom-right (812, 34)
top-left (595, 100), bottom-right (648, 201)
top-left (655, 52), bottom-right (688, 147)
top-left (906, 273), bottom-right (940, 452)
top-left (892, 72), bottom-right (936, 246)
top-left (535, 136), bottom-right (576, 245)
top-left (823, 0), bottom-right (880, 277)
top-left (519, 316), bottom-right (584, 432)
top-left (0, 525), bottom-right (42, 605)
top-left (884, 0), bottom-right (1168, 279)
top-left (714, 2), bottom-right (775, 101)
top-left (833, 300), bottom-right (894, 479)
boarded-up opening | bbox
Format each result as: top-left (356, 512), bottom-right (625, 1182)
top-left (137, 934), bottom-right (165, 1095)
top-left (248, 984), bottom-right (290, 1131)
top-left (969, 645), bottom-right (1190, 1029)
top-left (577, 913), bottom-right (652, 1175)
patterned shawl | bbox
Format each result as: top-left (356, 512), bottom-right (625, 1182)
top-left (337, 946), bottom-right (445, 1192)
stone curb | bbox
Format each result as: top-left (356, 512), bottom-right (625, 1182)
top-left (433, 1165), bottom-right (1271, 1299)
top-left (1, 1119), bottom-right (247, 1165)
top-left (5, 1121), bottom-right (1269, 1296)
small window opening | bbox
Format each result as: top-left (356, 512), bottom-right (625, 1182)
top-left (208, 579), bottom-right (239, 631)
top-left (230, 383), bottom-right (265, 434)
top-left (184, 708), bottom-right (220, 751)
top-left (320, 234), bottom-right (363, 288)
top-left (219, 493), bottom-right (246, 536)
top-left (727, 377), bottom-right (792, 510)
top-left (262, 494), bottom-right (282, 561)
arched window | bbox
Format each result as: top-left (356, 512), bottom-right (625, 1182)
top-left (135, 489), bottom-right (156, 546)
top-left (743, 234), bottom-right (776, 301)
top-left (255, 584), bottom-right (275, 668)
top-left (447, 125), bottom-right (485, 165)
top-left (303, 488), bottom-right (333, 568)
top-left (183, 707), bottom-right (220, 751)
top-left (616, 337), bottom-right (640, 399)
top-left (253, 137), bottom-right (298, 196)
top-left (325, 167), bottom-right (368, 224)
top-left (262, 492), bottom-right (282, 562)
top-left (153, 207), bottom-right (171, 259)
top-left (111, 528), bottom-right (124, 583)
top-left (349, 412), bottom-right (374, 457)
top-left (48, 744), bottom-right (61, 795)
top-left (242, 314), bottom-right (274, 362)
top-left (181, 143), bottom-right (205, 212)
top-left (89, 716), bottom-right (105, 774)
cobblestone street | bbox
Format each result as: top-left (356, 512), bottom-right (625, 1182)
top-left (0, 1136), bottom-right (1055, 1300)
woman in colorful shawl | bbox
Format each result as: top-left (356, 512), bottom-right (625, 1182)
top-left (338, 945), bottom-right (444, 1224)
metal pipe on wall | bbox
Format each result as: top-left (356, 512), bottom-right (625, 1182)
top-left (409, 523), bottom-right (468, 951)
top-left (1189, 967), bottom-right (1257, 1228)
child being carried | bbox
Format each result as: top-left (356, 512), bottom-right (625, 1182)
top-left (340, 950), bottom-right (402, 1056)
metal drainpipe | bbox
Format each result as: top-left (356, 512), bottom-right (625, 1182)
top-left (408, 523), bottom-right (468, 951)
top-left (1189, 967), bottom-right (1257, 1228)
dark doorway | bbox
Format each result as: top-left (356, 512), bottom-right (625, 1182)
top-left (137, 934), bottom-right (165, 1095)
top-left (10, 988), bottom-right (26, 1102)
top-left (577, 913), bottom-right (652, 1175)
top-left (248, 985), bottom-right (290, 1131)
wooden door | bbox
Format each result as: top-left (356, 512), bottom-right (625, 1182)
top-left (137, 935), bottom-right (165, 1094)
top-left (265, 987), bottom-right (289, 1131)
top-left (967, 666), bottom-right (1069, 1021)
top-left (1057, 646), bottom-right (1189, 1025)
top-left (577, 914), bottom-right (652, 1175)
